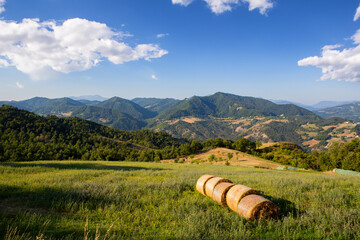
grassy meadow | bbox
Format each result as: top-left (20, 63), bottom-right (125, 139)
top-left (0, 161), bottom-right (359, 239)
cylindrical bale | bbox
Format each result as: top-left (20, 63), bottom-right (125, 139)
top-left (237, 194), bottom-right (279, 220)
top-left (226, 185), bottom-right (258, 212)
top-left (212, 182), bottom-right (235, 206)
top-left (196, 175), bottom-right (215, 196)
top-left (205, 177), bottom-right (232, 198)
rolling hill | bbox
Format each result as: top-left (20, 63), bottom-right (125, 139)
top-left (0, 105), bottom-right (183, 162)
top-left (0, 96), bottom-right (155, 130)
top-left (316, 102), bottom-right (360, 121)
top-left (132, 97), bottom-right (181, 114)
top-left (2, 92), bottom-right (359, 150)
top-left (158, 92), bottom-right (320, 120)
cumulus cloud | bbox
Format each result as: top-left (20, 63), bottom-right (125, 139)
top-left (242, 0), bottom-right (273, 15)
top-left (157, 33), bottom-right (169, 38)
top-left (16, 81), bottom-right (24, 89)
top-left (0, 18), bottom-right (168, 80)
top-left (0, 0), bottom-right (5, 14)
top-left (204, 0), bottom-right (239, 14)
top-left (298, 30), bottom-right (360, 82)
top-left (354, 4), bottom-right (360, 21)
top-left (172, 0), bottom-right (273, 15)
top-left (172, 0), bottom-right (194, 6)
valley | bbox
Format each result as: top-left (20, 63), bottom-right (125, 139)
top-left (2, 92), bottom-right (360, 151)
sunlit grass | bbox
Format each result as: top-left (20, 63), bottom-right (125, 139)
top-left (0, 161), bottom-right (359, 239)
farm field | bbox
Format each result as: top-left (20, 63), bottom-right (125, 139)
top-left (0, 161), bottom-right (359, 239)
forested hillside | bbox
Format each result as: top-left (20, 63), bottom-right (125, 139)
top-left (316, 102), bottom-right (360, 121)
top-left (0, 105), bottom-right (195, 162)
top-left (2, 93), bottom-right (359, 150)
top-left (158, 92), bottom-right (320, 120)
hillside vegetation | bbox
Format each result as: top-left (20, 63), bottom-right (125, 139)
top-left (0, 105), bottom-right (193, 162)
top-left (1, 93), bottom-right (359, 150)
top-left (2, 105), bottom-right (360, 172)
top-left (316, 102), bottom-right (360, 121)
top-left (0, 161), bottom-right (359, 239)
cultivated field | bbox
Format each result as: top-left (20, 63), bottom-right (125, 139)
top-left (0, 161), bottom-right (359, 239)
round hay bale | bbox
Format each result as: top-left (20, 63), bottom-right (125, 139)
top-left (205, 177), bottom-right (232, 198)
top-left (226, 184), bottom-right (258, 212)
top-left (196, 175), bottom-right (215, 196)
top-left (237, 194), bottom-right (279, 220)
top-left (212, 182), bottom-right (235, 206)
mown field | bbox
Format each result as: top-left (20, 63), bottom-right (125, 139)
top-left (0, 161), bottom-right (359, 239)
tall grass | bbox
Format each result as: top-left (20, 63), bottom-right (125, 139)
top-left (0, 161), bottom-right (359, 239)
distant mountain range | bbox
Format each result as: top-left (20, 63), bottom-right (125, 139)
top-left (69, 95), bottom-right (109, 101)
top-left (1, 92), bottom-right (359, 150)
top-left (272, 99), bottom-right (359, 111)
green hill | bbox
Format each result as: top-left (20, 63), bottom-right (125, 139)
top-left (132, 97), bottom-right (181, 113)
top-left (0, 105), bottom-right (185, 162)
top-left (0, 97), bottom-right (156, 130)
top-left (159, 92), bottom-right (320, 120)
top-left (0, 97), bottom-right (85, 115)
top-left (316, 102), bottom-right (360, 121)
top-left (71, 105), bottom-right (147, 130)
top-left (4, 93), bottom-right (357, 150)
top-left (95, 97), bottom-right (157, 119)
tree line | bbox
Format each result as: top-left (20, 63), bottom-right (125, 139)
top-left (1, 105), bottom-right (359, 172)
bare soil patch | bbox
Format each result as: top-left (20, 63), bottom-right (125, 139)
top-left (303, 139), bottom-right (320, 148)
top-left (162, 147), bottom-right (282, 169)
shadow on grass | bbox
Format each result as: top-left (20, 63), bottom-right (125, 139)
top-left (259, 192), bottom-right (304, 219)
top-left (0, 184), bottom-right (126, 239)
top-left (0, 162), bottom-right (164, 171)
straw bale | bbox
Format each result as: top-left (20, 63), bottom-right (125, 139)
top-left (212, 182), bottom-right (235, 206)
top-left (196, 175), bottom-right (215, 196)
top-left (226, 185), bottom-right (258, 212)
top-left (205, 177), bottom-right (232, 198)
top-left (237, 194), bottom-right (279, 220)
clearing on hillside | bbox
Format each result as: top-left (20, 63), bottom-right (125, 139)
top-left (162, 147), bottom-right (282, 169)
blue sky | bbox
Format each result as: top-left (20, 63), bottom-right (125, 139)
top-left (0, 0), bottom-right (360, 104)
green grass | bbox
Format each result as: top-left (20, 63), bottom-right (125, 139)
top-left (0, 161), bottom-right (359, 239)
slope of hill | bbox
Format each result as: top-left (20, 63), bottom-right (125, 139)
top-left (95, 97), bottom-right (157, 119)
top-left (0, 97), bottom-right (156, 130)
top-left (316, 103), bottom-right (360, 121)
top-left (0, 105), bottom-right (184, 162)
top-left (0, 97), bottom-right (85, 115)
top-left (132, 97), bottom-right (181, 113)
top-left (159, 92), bottom-right (320, 120)
top-left (70, 105), bottom-right (147, 130)
top-left (2, 93), bottom-right (358, 150)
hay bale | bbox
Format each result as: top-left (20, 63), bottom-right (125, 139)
top-left (205, 177), bottom-right (232, 198)
top-left (196, 175), bottom-right (215, 196)
top-left (212, 182), bottom-right (235, 206)
top-left (237, 194), bottom-right (279, 220)
top-left (226, 185), bottom-right (258, 212)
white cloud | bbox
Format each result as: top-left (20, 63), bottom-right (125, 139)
top-left (298, 30), bottom-right (360, 82)
top-left (0, 0), bottom-right (5, 14)
top-left (204, 0), bottom-right (239, 14)
top-left (16, 81), bottom-right (24, 89)
top-left (172, 0), bottom-right (194, 6)
top-left (171, 0), bottom-right (273, 15)
top-left (354, 4), bottom-right (360, 21)
top-left (157, 33), bottom-right (169, 38)
top-left (151, 74), bottom-right (158, 80)
top-left (242, 0), bottom-right (273, 15)
top-left (0, 18), bottom-right (168, 80)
